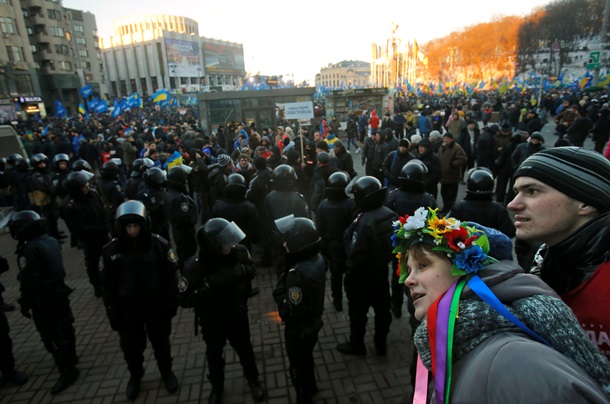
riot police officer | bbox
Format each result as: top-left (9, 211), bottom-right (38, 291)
top-left (384, 160), bottom-right (437, 317)
top-left (449, 168), bottom-right (515, 238)
top-left (100, 201), bottom-right (179, 400)
top-left (338, 176), bottom-right (397, 356)
top-left (165, 165), bottom-right (197, 269)
top-left (315, 172), bottom-right (356, 311)
top-left (59, 171), bottom-right (109, 296)
top-left (9, 211), bottom-right (79, 395)
top-left (9, 155), bottom-right (30, 211)
top-left (211, 173), bottom-right (260, 251)
top-left (265, 164), bottom-right (309, 275)
top-left (125, 158), bottom-right (153, 200)
top-left (0, 255), bottom-right (28, 387)
top-left (51, 153), bottom-right (71, 202)
top-left (28, 153), bottom-right (62, 239)
top-left (99, 160), bottom-right (126, 227)
top-left (179, 219), bottom-right (265, 404)
top-left (139, 167), bottom-right (170, 240)
top-left (273, 216), bottom-right (326, 404)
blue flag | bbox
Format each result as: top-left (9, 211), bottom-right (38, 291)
top-left (111, 100), bottom-right (125, 118)
top-left (41, 124), bottom-right (50, 137)
top-left (54, 100), bottom-right (67, 118)
top-left (80, 84), bottom-right (93, 98)
top-left (95, 100), bottom-right (109, 113)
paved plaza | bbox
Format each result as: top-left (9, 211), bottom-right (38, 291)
top-left (0, 222), bottom-right (415, 404)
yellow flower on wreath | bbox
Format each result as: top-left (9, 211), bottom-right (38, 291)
top-left (427, 210), bottom-right (457, 240)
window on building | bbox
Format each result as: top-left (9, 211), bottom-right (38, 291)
top-left (47, 9), bottom-right (62, 20)
top-left (78, 49), bottom-right (88, 57)
top-left (50, 26), bottom-right (64, 37)
top-left (26, 26), bottom-right (32, 35)
top-left (54, 44), bottom-right (68, 54)
top-left (80, 61), bottom-right (91, 69)
top-left (73, 24), bottom-right (84, 33)
top-left (58, 61), bottom-right (71, 71)
top-left (0, 17), bottom-right (15, 34)
top-left (1, 0), bottom-right (12, 5)
top-left (22, 9), bottom-right (28, 17)
top-left (30, 45), bottom-right (37, 53)
top-left (15, 74), bottom-right (33, 94)
top-left (76, 37), bottom-right (86, 45)
top-left (6, 46), bottom-right (22, 62)
top-left (65, 31), bottom-right (71, 41)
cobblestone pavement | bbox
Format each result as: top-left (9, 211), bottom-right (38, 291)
top-left (0, 222), bottom-right (415, 404)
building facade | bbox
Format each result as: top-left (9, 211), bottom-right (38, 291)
top-left (315, 60), bottom-right (370, 89)
top-left (101, 14), bottom-right (245, 99)
top-left (0, 0), bottom-right (41, 121)
top-left (21, 0), bottom-right (105, 116)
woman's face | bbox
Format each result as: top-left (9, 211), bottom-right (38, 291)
top-left (404, 249), bottom-right (459, 321)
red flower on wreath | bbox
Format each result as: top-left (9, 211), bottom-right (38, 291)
top-left (445, 227), bottom-right (479, 252)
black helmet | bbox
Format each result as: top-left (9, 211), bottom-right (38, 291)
top-left (351, 176), bottom-right (387, 210)
top-left (15, 158), bottom-right (29, 171)
top-left (197, 218), bottom-right (245, 255)
top-left (224, 173), bottom-right (246, 199)
top-left (167, 165), bottom-right (192, 184)
top-left (72, 159), bottom-right (92, 172)
top-left (101, 160), bottom-right (120, 179)
top-left (275, 215), bottom-right (321, 254)
top-left (272, 164), bottom-right (297, 190)
top-left (399, 160), bottom-right (427, 190)
top-left (466, 168), bottom-right (494, 196)
top-left (9, 210), bottom-right (46, 241)
top-left (115, 200), bottom-right (150, 236)
top-left (131, 158), bottom-right (154, 178)
top-left (65, 171), bottom-right (95, 197)
top-left (6, 153), bottom-right (22, 166)
top-left (53, 153), bottom-right (70, 170)
top-left (144, 167), bottom-right (167, 189)
top-left (30, 153), bottom-right (48, 168)
top-left (326, 171), bottom-right (349, 200)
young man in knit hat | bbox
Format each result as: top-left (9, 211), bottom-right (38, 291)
top-left (508, 147), bottom-right (610, 361)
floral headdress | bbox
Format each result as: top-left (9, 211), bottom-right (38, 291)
top-left (392, 207), bottom-right (496, 283)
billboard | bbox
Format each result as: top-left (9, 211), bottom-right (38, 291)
top-left (165, 38), bottom-right (202, 77)
top-left (203, 41), bottom-right (245, 75)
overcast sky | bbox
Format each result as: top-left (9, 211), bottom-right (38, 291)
top-left (64, 0), bottom-right (554, 83)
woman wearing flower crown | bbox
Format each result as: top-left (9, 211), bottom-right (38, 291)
top-left (394, 207), bottom-right (610, 403)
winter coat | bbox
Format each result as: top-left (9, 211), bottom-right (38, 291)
top-left (414, 261), bottom-right (610, 404)
top-left (437, 141), bottom-right (467, 184)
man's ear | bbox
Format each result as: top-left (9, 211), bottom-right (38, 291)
top-left (578, 203), bottom-right (598, 216)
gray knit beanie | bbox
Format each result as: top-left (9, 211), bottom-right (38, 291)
top-left (513, 147), bottom-right (610, 213)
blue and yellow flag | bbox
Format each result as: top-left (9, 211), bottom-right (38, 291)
top-left (152, 89), bottom-right (170, 103)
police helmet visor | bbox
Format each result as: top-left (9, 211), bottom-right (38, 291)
top-left (110, 158), bottom-right (122, 166)
top-left (116, 201), bottom-right (147, 220)
top-left (216, 221), bottom-right (246, 252)
top-left (274, 214), bottom-right (295, 235)
top-left (344, 175), bottom-right (360, 197)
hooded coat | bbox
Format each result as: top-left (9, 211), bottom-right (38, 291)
top-left (414, 261), bottom-right (610, 403)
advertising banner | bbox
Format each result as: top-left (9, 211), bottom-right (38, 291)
top-left (165, 38), bottom-right (202, 77)
top-left (203, 41), bottom-right (245, 75)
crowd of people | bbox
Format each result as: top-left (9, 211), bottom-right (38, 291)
top-left (0, 86), bottom-right (609, 403)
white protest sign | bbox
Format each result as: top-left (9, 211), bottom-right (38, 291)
top-left (284, 101), bottom-right (314, 120)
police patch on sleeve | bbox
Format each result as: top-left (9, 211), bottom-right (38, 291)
top-left (167, 248), bottom-right (177, 263)
top-left (178, 276), bottom-right (188, 293)
top-left (18, 256), bottom-right (27, 270)
top-left (288, 287), bottom-right (302, 305)
top-left (180, 202), bottom-right (189, 212)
